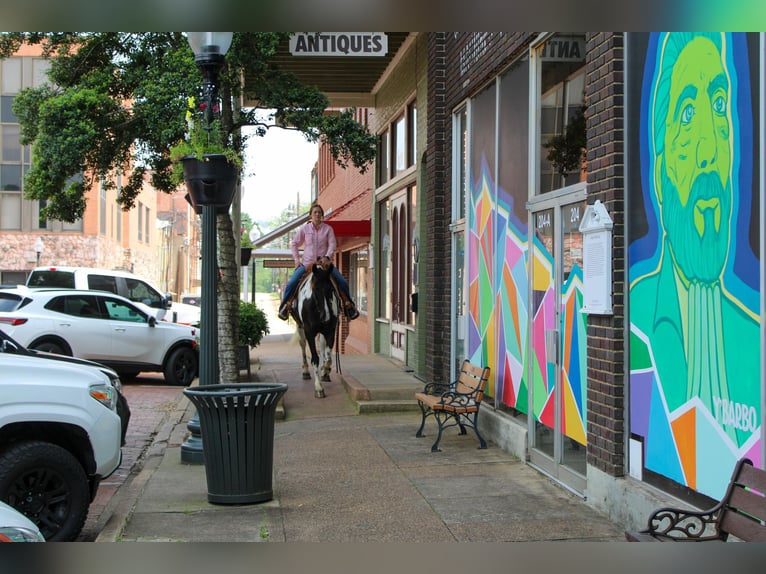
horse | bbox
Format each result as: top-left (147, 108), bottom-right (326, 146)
top-left (289, 261), bottom-right (340, 398)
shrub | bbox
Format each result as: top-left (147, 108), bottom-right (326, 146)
top-left (239, 300), bottom-right (270, 347)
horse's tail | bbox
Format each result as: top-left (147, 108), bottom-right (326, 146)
top-left (290, 327), bottom-right (303, 346)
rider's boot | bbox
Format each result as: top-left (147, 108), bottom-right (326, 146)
top-left (278, 298), bottom-right (291, 321)
top-left (338, 292), bottom-right (360, 320)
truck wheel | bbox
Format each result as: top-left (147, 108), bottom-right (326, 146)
top-left (0, 440), bottom-right (90, 541)
top-left (164, 347), bottom-right (197, 386)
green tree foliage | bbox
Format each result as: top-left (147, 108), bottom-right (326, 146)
top-left (0, 32), bottom-right (376, 383)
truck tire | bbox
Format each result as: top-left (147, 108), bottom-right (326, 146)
top-left (0, 440), bottom-right (90, 541)
top-left (164, 346), bottom-right (197, 386)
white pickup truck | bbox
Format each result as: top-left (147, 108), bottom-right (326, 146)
top-left (0, 330), bottom-right (123, 541)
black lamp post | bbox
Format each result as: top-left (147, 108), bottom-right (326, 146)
top-left (180, 32), bottom-right (234, 465)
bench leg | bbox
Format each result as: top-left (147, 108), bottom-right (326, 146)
top-left (416, 401), bottom-right (430, 438)
top-left (431, 411), bottom-right (452, 452)
top-left (465, 412), bottom-right (487, 449)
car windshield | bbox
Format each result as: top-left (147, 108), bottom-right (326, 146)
top-left (27, 270), bottom-right (76, 288)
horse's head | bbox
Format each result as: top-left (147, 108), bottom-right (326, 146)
top-left (313, 258), bottom-right (334, 273)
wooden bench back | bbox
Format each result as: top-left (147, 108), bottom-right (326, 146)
top-left (455, 360), bottom-right (491, 403)
top-left (718, 458), bottom-right (766, 541)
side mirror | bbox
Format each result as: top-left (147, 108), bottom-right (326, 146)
top-left (148, 316), bottom-right (157, 327)
top-left (163, 293), bottom-right (173, 310)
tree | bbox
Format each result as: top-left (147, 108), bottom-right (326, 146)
top-left (0, 32), bottom-right (376, 384)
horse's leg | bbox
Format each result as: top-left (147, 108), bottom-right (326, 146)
top-left (320, 342), bottom-right (332, 382)
top-left (298, 326), bottom-right (310, 380)
top-left (312, 333), bottom-right (326, 398)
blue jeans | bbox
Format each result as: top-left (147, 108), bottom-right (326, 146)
top-left (281, 265), bottom-right (353, 306)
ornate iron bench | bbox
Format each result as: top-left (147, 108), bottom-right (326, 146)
top-left (625, 458), bottom-right (766, 542)
top-left (414, 360), bottom-right (491, 452)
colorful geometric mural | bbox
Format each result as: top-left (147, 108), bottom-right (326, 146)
top-left (467, 159), bottom-right (529, 411)
top-left (467, 156), bottom-right (588, 451)
top-left (627, 32), bottom-right (762, 500)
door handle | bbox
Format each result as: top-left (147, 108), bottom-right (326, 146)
top-left (545, 329), bottom-right (559, 364)
top-left (114, 327), bottom-right (127, 332)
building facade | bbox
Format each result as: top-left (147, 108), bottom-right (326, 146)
top-left (0, 45), bottom-right (198, 297)
top-left (370, 32), bottom-right (763, 528)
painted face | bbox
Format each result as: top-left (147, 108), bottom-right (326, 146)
top-left (659, 36), bottom-right (732, 281)
top-left (660, 36), bottom-right (731, 231)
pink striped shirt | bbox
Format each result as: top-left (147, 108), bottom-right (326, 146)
top-left (291, 222), bottom-right (336, 267)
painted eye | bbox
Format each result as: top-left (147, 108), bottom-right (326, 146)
top-left (713, 95), bottom-right (726, 115)
top-left (681, 104), bottom-right (694, 125)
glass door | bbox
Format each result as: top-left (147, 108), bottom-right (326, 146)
top-left (528, 189), bottom-right (587, 493)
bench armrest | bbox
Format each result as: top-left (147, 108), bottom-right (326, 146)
top-left (422, 382), bottom-right (452, 396)
top-left (437, 390), bottom-right (479, 408)
top-left (642, 504), bottom-right (724, 541)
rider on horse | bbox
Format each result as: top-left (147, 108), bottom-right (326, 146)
top-left (278, 203), bottom-right (360, 321)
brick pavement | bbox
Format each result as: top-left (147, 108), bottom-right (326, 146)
top-left (76, 377), bottom-right (184, 541)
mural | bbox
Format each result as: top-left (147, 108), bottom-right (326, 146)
top-left (628, 33), bottom-right (762, 499)
top-left (467, 159), bottom-right (529, 410)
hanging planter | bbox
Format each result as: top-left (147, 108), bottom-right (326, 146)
top-left (182, 153), bottom-right (238, 209)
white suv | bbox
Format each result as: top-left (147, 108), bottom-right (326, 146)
top-left (0, 337), bottom-right (122, 541)
top-left (0, 287), bottom-right (199, 385)
top-left (26, 266), bottom-right (201, 326)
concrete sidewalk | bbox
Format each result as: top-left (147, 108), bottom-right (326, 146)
top-left (97, 332), bottom-right (626, 543)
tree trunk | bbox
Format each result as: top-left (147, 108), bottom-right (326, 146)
top-left (217, 211), bottom-right (240, 383)
top-left (215, 70), bottom-right (242, 384)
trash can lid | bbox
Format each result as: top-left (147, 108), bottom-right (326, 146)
top-left (183, 383), bottom-right (287, 398)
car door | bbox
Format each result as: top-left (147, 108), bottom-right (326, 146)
top-left (46, 294), bottom-right (114, 361)
top-left (100, 295), bottom-right (166, 365)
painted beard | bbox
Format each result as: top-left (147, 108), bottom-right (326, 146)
top-left (661, 167), bottom-right (731, 283)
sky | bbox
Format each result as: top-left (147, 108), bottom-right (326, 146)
top-left (241, 125), bottom-right (318, 226)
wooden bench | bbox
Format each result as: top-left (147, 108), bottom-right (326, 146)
top-left (414, 360), bottom-right (490, 452)
top-left (625, 458), bottom-right (766, 542)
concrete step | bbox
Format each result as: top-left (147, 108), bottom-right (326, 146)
top-left (356, 399), bottom-right (421, 414)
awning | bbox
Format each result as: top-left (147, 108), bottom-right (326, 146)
top-left (251, 212), bottom-right (370, 250)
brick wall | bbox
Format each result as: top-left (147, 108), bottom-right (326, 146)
top-left (584, 32), bottom-right (626, 477)
top-left (423, 33), bottom-right (450, 383)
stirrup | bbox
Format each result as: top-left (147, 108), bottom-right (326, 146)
top-left (278, 303), bottom-right (289, 321)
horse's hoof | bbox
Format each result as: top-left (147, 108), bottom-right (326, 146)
top-left (302, 373), bottom-right (311, 380)
top-left (321, 374), bottom-right (331, 382)
top-left (315, 390), bottom-right (325, 399)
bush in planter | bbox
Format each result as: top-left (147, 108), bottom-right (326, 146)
top-left (239, 300), bottom-right (270, 348)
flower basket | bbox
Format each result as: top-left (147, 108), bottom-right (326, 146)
top-left (182, 153), bottom-right (238, 209)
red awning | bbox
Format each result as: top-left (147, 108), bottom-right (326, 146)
top-left (326, 220), bottom-right (370, 237)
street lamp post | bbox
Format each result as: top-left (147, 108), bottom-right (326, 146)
top-left (34, 237), bottom-right (44, 266)
top-left (180, 32), bottom-right (234, 465)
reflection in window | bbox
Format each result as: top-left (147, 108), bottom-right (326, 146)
top-left (537, 34), bottom-right (586, 194)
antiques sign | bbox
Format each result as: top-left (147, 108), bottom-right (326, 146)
top-left (289, 33), bottom-right (388, 57)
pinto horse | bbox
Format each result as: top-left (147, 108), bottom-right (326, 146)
top-left (289, 261), bottom-right (340, 398)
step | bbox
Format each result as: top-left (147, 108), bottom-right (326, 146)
top-left (356, 399), bottom-right (421, 414)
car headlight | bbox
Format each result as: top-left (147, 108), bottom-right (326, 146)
top-left (0, 526), bottom-right (46, 542)
top-left (89, 383), bottom-right (116, 410)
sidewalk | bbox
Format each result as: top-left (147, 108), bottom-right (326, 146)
top-left (96, 328), bottom-right (626, 543)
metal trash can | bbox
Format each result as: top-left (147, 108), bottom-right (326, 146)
top-left (182, 383), bottom-right (287, 504)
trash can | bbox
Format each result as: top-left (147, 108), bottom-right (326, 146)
top-left (182, 382), bottom-right (287, 504)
